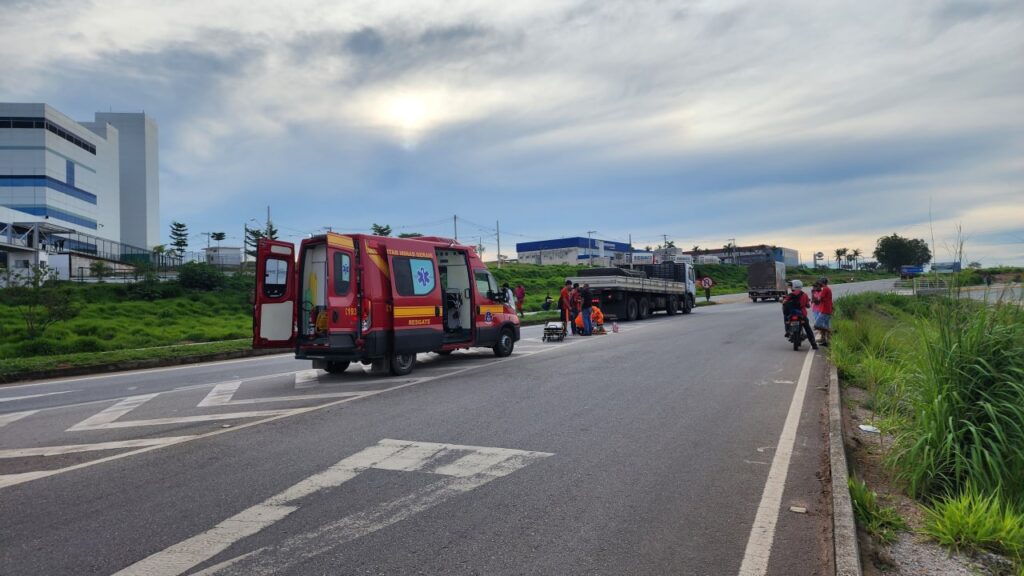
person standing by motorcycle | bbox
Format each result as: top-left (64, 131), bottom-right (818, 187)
top-left (814, 276), bottom-right (833, 346)
top-left (783, 280), bottom-right (819, 350)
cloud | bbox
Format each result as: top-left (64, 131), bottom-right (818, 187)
top-left (1, 0), bottom-right (1022, 262)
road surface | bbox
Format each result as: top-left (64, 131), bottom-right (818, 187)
top-left (0, 280), bottom-right (893, 575)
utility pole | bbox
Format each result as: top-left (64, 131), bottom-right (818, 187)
top-left (496, 220), bottom-right (501, 268)
top-left (454, 215), bottom-right (458, 241)
top-left (587, 230), bottom-right (596, 267)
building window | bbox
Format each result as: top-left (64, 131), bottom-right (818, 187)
top-left (0, 116), bottom-right (97, 155)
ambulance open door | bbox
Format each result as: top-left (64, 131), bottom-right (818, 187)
top-left (253, 239), bottom-right (297, 348)
top-left (386, 240), bottom-right (444, 354)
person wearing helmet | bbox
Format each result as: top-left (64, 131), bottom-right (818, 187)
top-left (782, 280), bottom-right (818, 350)
top-left (813, 276), bottom-right (833, 346)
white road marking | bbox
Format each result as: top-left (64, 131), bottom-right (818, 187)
top-left (198, 381), bottom-right (365, 407)
top-left (0, 390), bottom-right (75, 402)
top-left (738, 349), bottom-right (815, 576)
top-left (0, 436), bottom-right (198, 458)
top-left (114, 439), bottom-right (552, 576)
top-left (0, 410), bottom-right (38, 428)
top-left (1, 327), bottom-right (603, 491)
top-left (67, 393), bottom-right (292, 431)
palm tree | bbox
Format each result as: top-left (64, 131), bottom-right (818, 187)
top-left (851, 248), bottom-right (862, 270)
top-left (846, 254), bottom-right (856, 269)
top-left (833, 248), bottom-right (848, 269)
top-left (692, 245), bottom-right (701, 254)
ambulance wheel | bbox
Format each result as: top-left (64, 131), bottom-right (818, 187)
top-left (324, 361), bottom-right (350, 374)
top-left (493, 328), bottom-right (515, 357)
top-left (626, 298), bottom-right (639, 321)
top-left (389, 353), bottom-right (416, 376)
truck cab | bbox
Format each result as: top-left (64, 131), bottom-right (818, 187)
top-left (253, 234), bottom-right (520, 376)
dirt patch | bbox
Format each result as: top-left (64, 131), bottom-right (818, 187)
top-left (841, 384), bottom-right (1009, 575)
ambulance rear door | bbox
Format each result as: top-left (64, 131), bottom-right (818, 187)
top-left (385, 240), bottom-right (443, 354)
top-left (253, 239), bottom-right (297, 348)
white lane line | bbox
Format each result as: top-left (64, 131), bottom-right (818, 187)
top-left (0, 390), bottom-right (75, 402)
top-left (114, 439), bottom-right (551, 576)
top-left (0, 436), bottom-right (198, 458)
top-left (0, 410), bottom-right (38, 428)
top-left (67, 393), bottom-right (293, 431)
top-left (1, 330), bottom-right (591, 491)
top-left (198, 381), bottom-right (366, 407)
top-left (737, 349), bottom-right (815, 576)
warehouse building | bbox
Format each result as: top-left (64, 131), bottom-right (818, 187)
top-left (516, 237), bottom-right (635, 266)
top-left (685, 244), bottom-right (799, 266)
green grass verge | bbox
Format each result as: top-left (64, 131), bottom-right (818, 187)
top-left (923, 484), bottom-right (1024, 561)
top-left (0, 339), bottom-right (255, 382)
top-left (848, 477), bottom-right (908, 544)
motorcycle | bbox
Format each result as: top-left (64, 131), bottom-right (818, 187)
top-left (786, 313), bottom-right (805, 350)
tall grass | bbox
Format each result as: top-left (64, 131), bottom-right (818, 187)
top-left (923, 483), bottom-right (1024, 560)
top-left (889, 300), bottom-right (1024, 506)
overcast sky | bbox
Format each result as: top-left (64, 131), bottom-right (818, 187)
top-left (3, 0), bottom-right (1022, 264)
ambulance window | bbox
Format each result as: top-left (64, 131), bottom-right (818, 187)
top-left (393, 257), bottom-right (436, 296)
top-left (263, 259), bottom-right (289, 298)
top-left (333, 252), bottom-right (351, 295)
top-left (475, 270), bottom-right (496, 296)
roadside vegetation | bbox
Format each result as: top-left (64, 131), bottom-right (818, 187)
top-left (830, 284), bottom-right (1024, 569)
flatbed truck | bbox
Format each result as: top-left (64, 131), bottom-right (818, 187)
top-left (567, 265), bottom-right (697, 321)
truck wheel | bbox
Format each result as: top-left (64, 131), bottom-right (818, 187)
top-left (493, 328), bottom-right (515, 357)
top-left (682, 295), bottom-right (693, 314)
top-left (324, 361), bottom-right (350, 374)
top-left (626, 298), bottom-right (639, 321)
top-left (389, 353), bottom-right (416, 376)
top-left (639, 298), bottom-right (650, 319)
top-left (666, 297), bottom-right (678, 315)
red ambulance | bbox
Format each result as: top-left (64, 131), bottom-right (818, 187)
top-left (253, 234), bottom-right (520, 375)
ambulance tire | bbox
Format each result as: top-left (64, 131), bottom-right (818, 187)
top-left (389, 353), bottom-right (416, 376)
top-left (323, 361), bottom-right (350, 374)
top-left (493, 328), bottom-right (515, 357)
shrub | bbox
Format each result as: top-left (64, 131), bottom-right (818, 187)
top-left (177, 263), bottom-right (225, 291)
top-left (923, 485), bottom-right (1024, 559)
top-left (848, 477), bottom-right (908, 544)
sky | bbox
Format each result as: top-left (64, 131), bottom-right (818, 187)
top-left (2, 0), bottom-right (1022, 265)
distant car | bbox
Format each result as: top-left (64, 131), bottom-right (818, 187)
top-left (899, 265), bottom-right (925, 279)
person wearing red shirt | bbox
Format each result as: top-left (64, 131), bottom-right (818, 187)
top-left (814, 277), bottom-right (834, 346)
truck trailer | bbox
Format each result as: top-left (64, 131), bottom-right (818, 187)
top-left (567, 264), bottom-right (697, 321)
top-left (747, 261), bottom-right (787, 302)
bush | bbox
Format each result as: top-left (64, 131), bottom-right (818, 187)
top-left (923, 485), bottom-right (1024, 559)
top-left (848, 477), bottom-right (908, 544)
top-left (177, 262), bottom-right (226, 291)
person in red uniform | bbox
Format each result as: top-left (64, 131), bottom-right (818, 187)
top-left (814, 276), bottom-right (833, 346)
top-left (559, 280), bottom-right (573, 334)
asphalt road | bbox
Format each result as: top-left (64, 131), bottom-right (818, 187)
top-left (1, 280), bottom-right (894, 575)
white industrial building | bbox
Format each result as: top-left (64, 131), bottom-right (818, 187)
top-left (0, 103), bottom-right (160, 273)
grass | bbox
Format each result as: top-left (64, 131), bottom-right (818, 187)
top-left (849, 477), bottom-right (908, 544)
top-left (831, 288), bottom-right (1024, 568)
top-left (0, 339), bottom-right (256, 381)
top-left (923, 484), bottom-right (1024, 560)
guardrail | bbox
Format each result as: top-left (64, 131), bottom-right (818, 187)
top-left (891, 279), bottom-right (948, 296)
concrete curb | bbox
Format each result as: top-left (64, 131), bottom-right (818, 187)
top-left (829, 361), bottom-right (862, 576)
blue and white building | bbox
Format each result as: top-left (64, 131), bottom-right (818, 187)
top-left (515, 237), bottom-right (634, 266)
top-left (0, 103), bottom-right (159, 271)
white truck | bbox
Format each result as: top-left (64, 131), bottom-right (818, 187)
top-left (567, 264), bottom-right (697, 321)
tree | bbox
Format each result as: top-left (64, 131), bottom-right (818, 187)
top-left (398, 232), bottom-right (423, 238)
top-left (211, 232), bottom-right (226, 246)
top-left (873, 233), bottom-right (932, 273)
top-left (845, 254), bottom-right (856, 270)
top-left (371, 223), bottom-right (392, 237)
top-left (851, 248), bottom-right (862, 270)
top-left (264, 220), bottom-right (278, 241)
top-left (692, 245), bottom-right (701, 254)
top-left (169, 221), bottom-right (189, 257)
top-left (2, 265), bottom-right (80, 339)
top-left (967, 261), bottom-right (982, 270)
top-left (89, 260), bottom-right (112, 282)
top-left (245, 227), bottom-right (265, 259)
top-left (833, 247), bottom-right (848, 269)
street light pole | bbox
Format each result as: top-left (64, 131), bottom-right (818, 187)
top-left (587, 230), bottom-right (596, 267)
